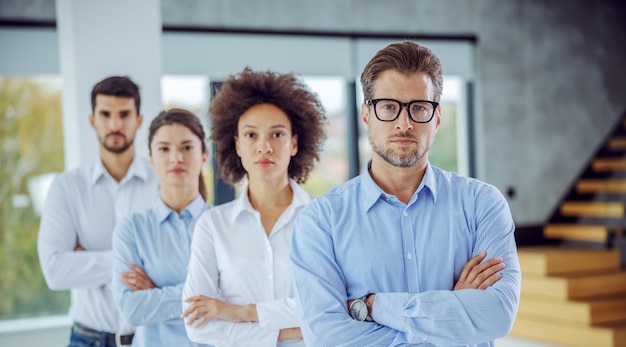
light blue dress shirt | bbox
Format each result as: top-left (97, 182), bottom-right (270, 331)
top-left (112, 194), bottom-right (211, 347)
top-left (291, 162), bottom-right (521, 347)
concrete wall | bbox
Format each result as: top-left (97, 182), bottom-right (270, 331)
top-left (2, 0), bottom-right (626, 225)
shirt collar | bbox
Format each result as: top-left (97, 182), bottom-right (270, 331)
top-left (90, 155), bottom-right (150, 185)
top-left (154, 194), bottom-right (207, 224)
top-left (230, 179), bottom-right (311, 223)
top-left (361, 160), bottom-right (437, 211)
top-left (421, 163), bottom-right (437, 203)
top-left (91, 159), bottom-right (107, 184)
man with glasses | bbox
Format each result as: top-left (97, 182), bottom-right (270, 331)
top-left (291, 41), bottom-right (520, 346)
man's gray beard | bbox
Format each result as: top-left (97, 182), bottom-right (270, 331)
top-left (370, 137), bottom-right (423, 168)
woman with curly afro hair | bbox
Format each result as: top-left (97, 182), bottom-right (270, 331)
top-left (182, 67), bottom-right (326, 347)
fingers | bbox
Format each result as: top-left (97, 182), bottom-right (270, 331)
top-left (127, 263), bottom-right (147, 276)
top-left (478, 272), bottom-right (502, 290)
top-left (466, 257), bottom-right (504, 288)
top-left (186, 308), bottom-right (202, 325)
top-left (182, 302), bottom-right (214, 328)
top-left (185, 295), bottom-right (208, 303)
top-left (194, 315), bottom-right (211, 328)
top-left (458, 251), bottom-right (487, 283)
top-left (454, 252), bottom-right (506, 290)
top-left (120, 269), bottom-right (154, 290)
top-left (181, 300), bottom-right (207, 318)
top-left (181, 305), bottom-right (195, 318)
top-left (472, 260), bottom-right (505, 288)
top-left (121, 275), bottom-right (142, 291)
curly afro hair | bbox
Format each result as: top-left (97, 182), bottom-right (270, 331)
top-left (209, 67), bottom-right (327, 185)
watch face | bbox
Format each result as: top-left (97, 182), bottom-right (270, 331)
top-left (349, 300), bottom-right (368, 321)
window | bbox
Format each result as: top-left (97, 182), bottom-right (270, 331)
top-left (0, 76), bottom-right (69, 320)
top-left (301, 76), bottom-right (349, 195)
top-left (430, 76), bottom-right (468, 175)
top-left (161, 75), bottom-right (215, 204)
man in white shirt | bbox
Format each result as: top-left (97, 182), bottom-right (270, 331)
top-left (37, 76), bottom-right (159, 347)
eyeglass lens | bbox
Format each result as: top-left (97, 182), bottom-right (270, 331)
top-left (375, 100), bottom-right (434, 122)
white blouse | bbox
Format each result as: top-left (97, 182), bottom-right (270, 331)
top-left (183, 180), bottom-right (311, 347)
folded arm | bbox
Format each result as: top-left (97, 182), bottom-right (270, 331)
top-left (37, 178), bottom-right (112, 290)
top-left (112, 217), bottom-right (184, 326)
top-left (291, 207), bottom-right (409, 346)
top-left (182, 215), bottom-right (301, 346)
top-left (291, 187), bottom-right (520, 346)
top-left (350, 252), bottom-right (505, 315)
top-left (373, 187), bottom-right (521, 345)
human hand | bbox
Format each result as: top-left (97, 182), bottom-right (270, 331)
top-left (74, 244), bottom-right (85, 251)
top-left (278, 327), bottom-right (302, 341)
top-left (182, 295), bottom-right (256, 328)
top-left (121, 263), bottom-right (156, 291)
top-left (454, 251), bottom-right (504, 290)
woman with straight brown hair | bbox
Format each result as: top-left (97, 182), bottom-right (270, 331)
top-left (112, 108), bottom-right (212, 347)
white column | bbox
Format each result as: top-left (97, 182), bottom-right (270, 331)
top-left (56, 0), bottom-right (162, 170)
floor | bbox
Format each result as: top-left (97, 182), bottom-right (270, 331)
top-left (497, 336), bottom-right (563, 347)
top-left (0, 316), bottom-right (566, 347)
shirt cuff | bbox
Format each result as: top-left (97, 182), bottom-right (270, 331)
top-left (373, 292), bottom-right (410, 332)
top-left (257, 299), bottom-right (298, 330)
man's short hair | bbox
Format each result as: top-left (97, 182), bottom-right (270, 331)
top-left (360, 41), bottom-right (443, 102)
top-left (90, 76), bottom-right (141, 114)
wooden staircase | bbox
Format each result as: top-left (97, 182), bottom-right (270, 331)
top-left (513, 247), bottom-right (626, 346)
top-left (512, 116), bottom-right (626, 346)
top-left (542, 119), bottom-right (626, 247)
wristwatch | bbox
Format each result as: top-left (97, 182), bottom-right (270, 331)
top-left (349, 294), bottom-right (373, 322)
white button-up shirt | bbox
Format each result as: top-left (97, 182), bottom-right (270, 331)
top-left (183, 180), bottom-right (310, 347)
top-left (37, 156), bottom-right (159, 333)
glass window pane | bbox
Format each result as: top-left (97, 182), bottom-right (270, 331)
top-left (302, 76), bottom-right (349, 195)
top-left (0, 76), bottom-right (69, 320)
top-left (429, 76), bottom-right (465, 173)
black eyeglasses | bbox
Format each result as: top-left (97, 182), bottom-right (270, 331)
top-left (365, 98), bottom-right (439, 123)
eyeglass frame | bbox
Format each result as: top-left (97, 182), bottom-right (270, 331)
top-left (365, 98), bottom-right (439, 123)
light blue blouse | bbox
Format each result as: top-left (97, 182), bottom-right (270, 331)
top-left (112, 195), bottom-right (211, 347)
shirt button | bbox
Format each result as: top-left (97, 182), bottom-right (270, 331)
top-left (407, 253), bottom-right (413, 260)
top-left (403, 211), bottom-right (408, 217)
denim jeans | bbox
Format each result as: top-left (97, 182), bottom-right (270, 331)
top-left (68, 322), bottom-right (125, 347)
top-left (68, 330), bottom-right (116, 347)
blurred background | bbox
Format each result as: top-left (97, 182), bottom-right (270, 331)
top-left (1, 0), bottom-right (625, 346)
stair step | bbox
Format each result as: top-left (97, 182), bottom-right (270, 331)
top-left (593, 158), bottom-right (626, 172)
top-left (511, 313), bottom-right (626, 347)
top-left (518, 246), bottom-right (621, 275)
top-left (561, 201), bottom-right (625, 217)
top-left (609, 137), bottom-right (626, 150)
top-left (544, 224), bottom-right (611, 242)
top-left (577, 179), bottom-right (626, 194)
top-left (519, 294), bottom-right (626, 324)
top-left (521, 270), bottom-right (626, 300)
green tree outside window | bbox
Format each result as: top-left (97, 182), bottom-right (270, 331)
top-left (0, 77), bottom-right (69, 320)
